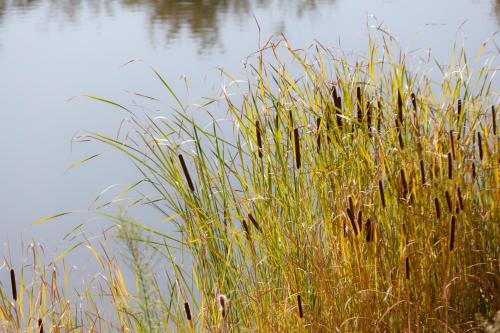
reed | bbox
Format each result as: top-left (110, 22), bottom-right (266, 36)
top-left (4, 33), bottom-right (497, 332)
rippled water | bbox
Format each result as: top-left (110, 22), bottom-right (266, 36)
top-left (0, 0), bottom-right (498, 261)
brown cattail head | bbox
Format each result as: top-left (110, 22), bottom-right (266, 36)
top-left (219, 295), bottom-right (228, 319)
top-left (395, 119), bottom-right (404, 150)
top-left (365, 218), bottom-right (374, 242)
top-left (449, 131), bottom-right (456, 160)
top-left (357, 86), bottom-right (363, 124)
top-left (477, 131), bottom-right (483, 160)
top-left (435, 197), bottom-right (441, 220)
top-left (420, 160), bottom-right (426, 185)
top-left (378, 180), bottom-right (386, 208)
top-left (400, 169), bottom-right (408, 200)
top-left (367, 101), bottom-right (372, 136)
top-left (411, 92), bottom-right (417, 111)
top-left (448, 152), bottom-right (453, 180)
top-left (445, 190), bottom-right (453, 213)
top-left (457, 187), bottom-right (464, 211)
top-left (38, 319), bottom-right (44, 333)
top-left (348, 195), bottom-right (354, 213)
top-left (256, 120), bottom-right (263, 158)
top-left (397, 90), bottom-right (403, 125)
top-left (179, 154), bottom-right (195, 192)
top-left (10, 269), bottom-right (17, 301)
top-left (242, 220), bottom-right (251, 242)
top-left (492, 105), bottom-right (497, 136)
top-left (457, 99), bottom-right (462, 119)
top-left (449, 215), bottom-right (456, 251)
top-left (248, 214), bottom-right (262, 233)
top-left (184, 302), bottom-right (192, 321)
top-left (357, 210), bottom-right (363, 233)
top-left (297, 294), bottom-right (304, 318)
top-left (472, 162), bottom-right (476, 180)
top-left (293, 128), bottom-right (301, 169)
top-left (405, 256), bottom-right (410, 280)
top-left (346, 208), bottom-right (358, 236)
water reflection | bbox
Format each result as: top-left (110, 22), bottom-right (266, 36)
top-left (0, 0), bottom-right (336, 48)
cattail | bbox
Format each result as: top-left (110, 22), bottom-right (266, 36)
top-left (445, 190), bottom-right (452, 213)
top-left (332, 86), bottom-right (343, 129)
top-left (457, 187), bottom-right (464, 211)
top-left (357, 86), bottom-right (363, 124)
top-left (457, 99), bottom-right (462, 119)
top-left (448, 152), bottom-right (453, 179)
top-left (405, 256), bottom-right (410, 280)
top-left (346, 208), bottom-right (358, 236)
top-left (316, 117), bottom-right (322, 153)
top-left (348, 196), bottom-right (354, 214)
top-left (411, 92), bottom-right (417, 111)
top-left (248, 214), bottom-right (262, 233)
top-left (400, 169), bottom-right (408, 200)
top-left (294, 128), bottom-right (301, 169)
top-left (357, 210), bottom-right (363, 233)
top-left (378, 180), bottom-right (386, 208)
top-left (10, 269), bottom-right (17, 301)
top-left (397, 90), bottom-right (403, 126)
top-left (449, 215), bottom-right (456, 251)
top-left (242, 220), bottom-right (251, 242)
top-left (184, 302), bottom-right (192, 321)
top-left (219, 295), bottom-right (228, 319)
top-left (297, 294), bottom-right (304, 318)
top-left (256, 120), bottom-right (263, 158)
top-left (449, 131), bottom-right (456, 160)
top-left (365, 218), bottom-right (374, 242)
top-left (492, 105), bottom-right (497, 136)
top-left (420, 160), bottom-right (426, 185)
top-left (435, 197), bottom-right (441, 219)
top-left (477, 131), bottom-right (483, 160)
top-left (472, 162), bottom-right (476, 179)
top-left (38, 319), bottom-right (44, 333)
top-left (179, 154), bottom-right (195, 192)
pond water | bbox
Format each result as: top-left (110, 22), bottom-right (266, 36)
top-left (0, 0), bottom-right (498, 262)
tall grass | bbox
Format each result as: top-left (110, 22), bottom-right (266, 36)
top-left (2, 33), bottom-right (499, 331)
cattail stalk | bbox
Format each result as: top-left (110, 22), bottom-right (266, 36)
top-left (179, 154), bottom-right (195, 192)
top-left (256, 120), bottom-right (263, 158)
top-left (367, 101), bottom-right (372, 136)
top-left (297, 294), bottom-right (304, 318)
top-left (316, 117), bottom-right (321, 152)
top-left (184, 302), bottom-right (192, 321)
top-left (10, 269), bottom-right (17, 301)
top-left (357, 86), bottom-right (363, 124)
top-left (294, 128), bottom-right (301, 169)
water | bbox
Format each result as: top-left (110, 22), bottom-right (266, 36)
top-left (0, 0), bottom-right (498, 262)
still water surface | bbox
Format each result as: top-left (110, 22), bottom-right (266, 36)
top-left (0, 0), bottom-right (498, 261)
